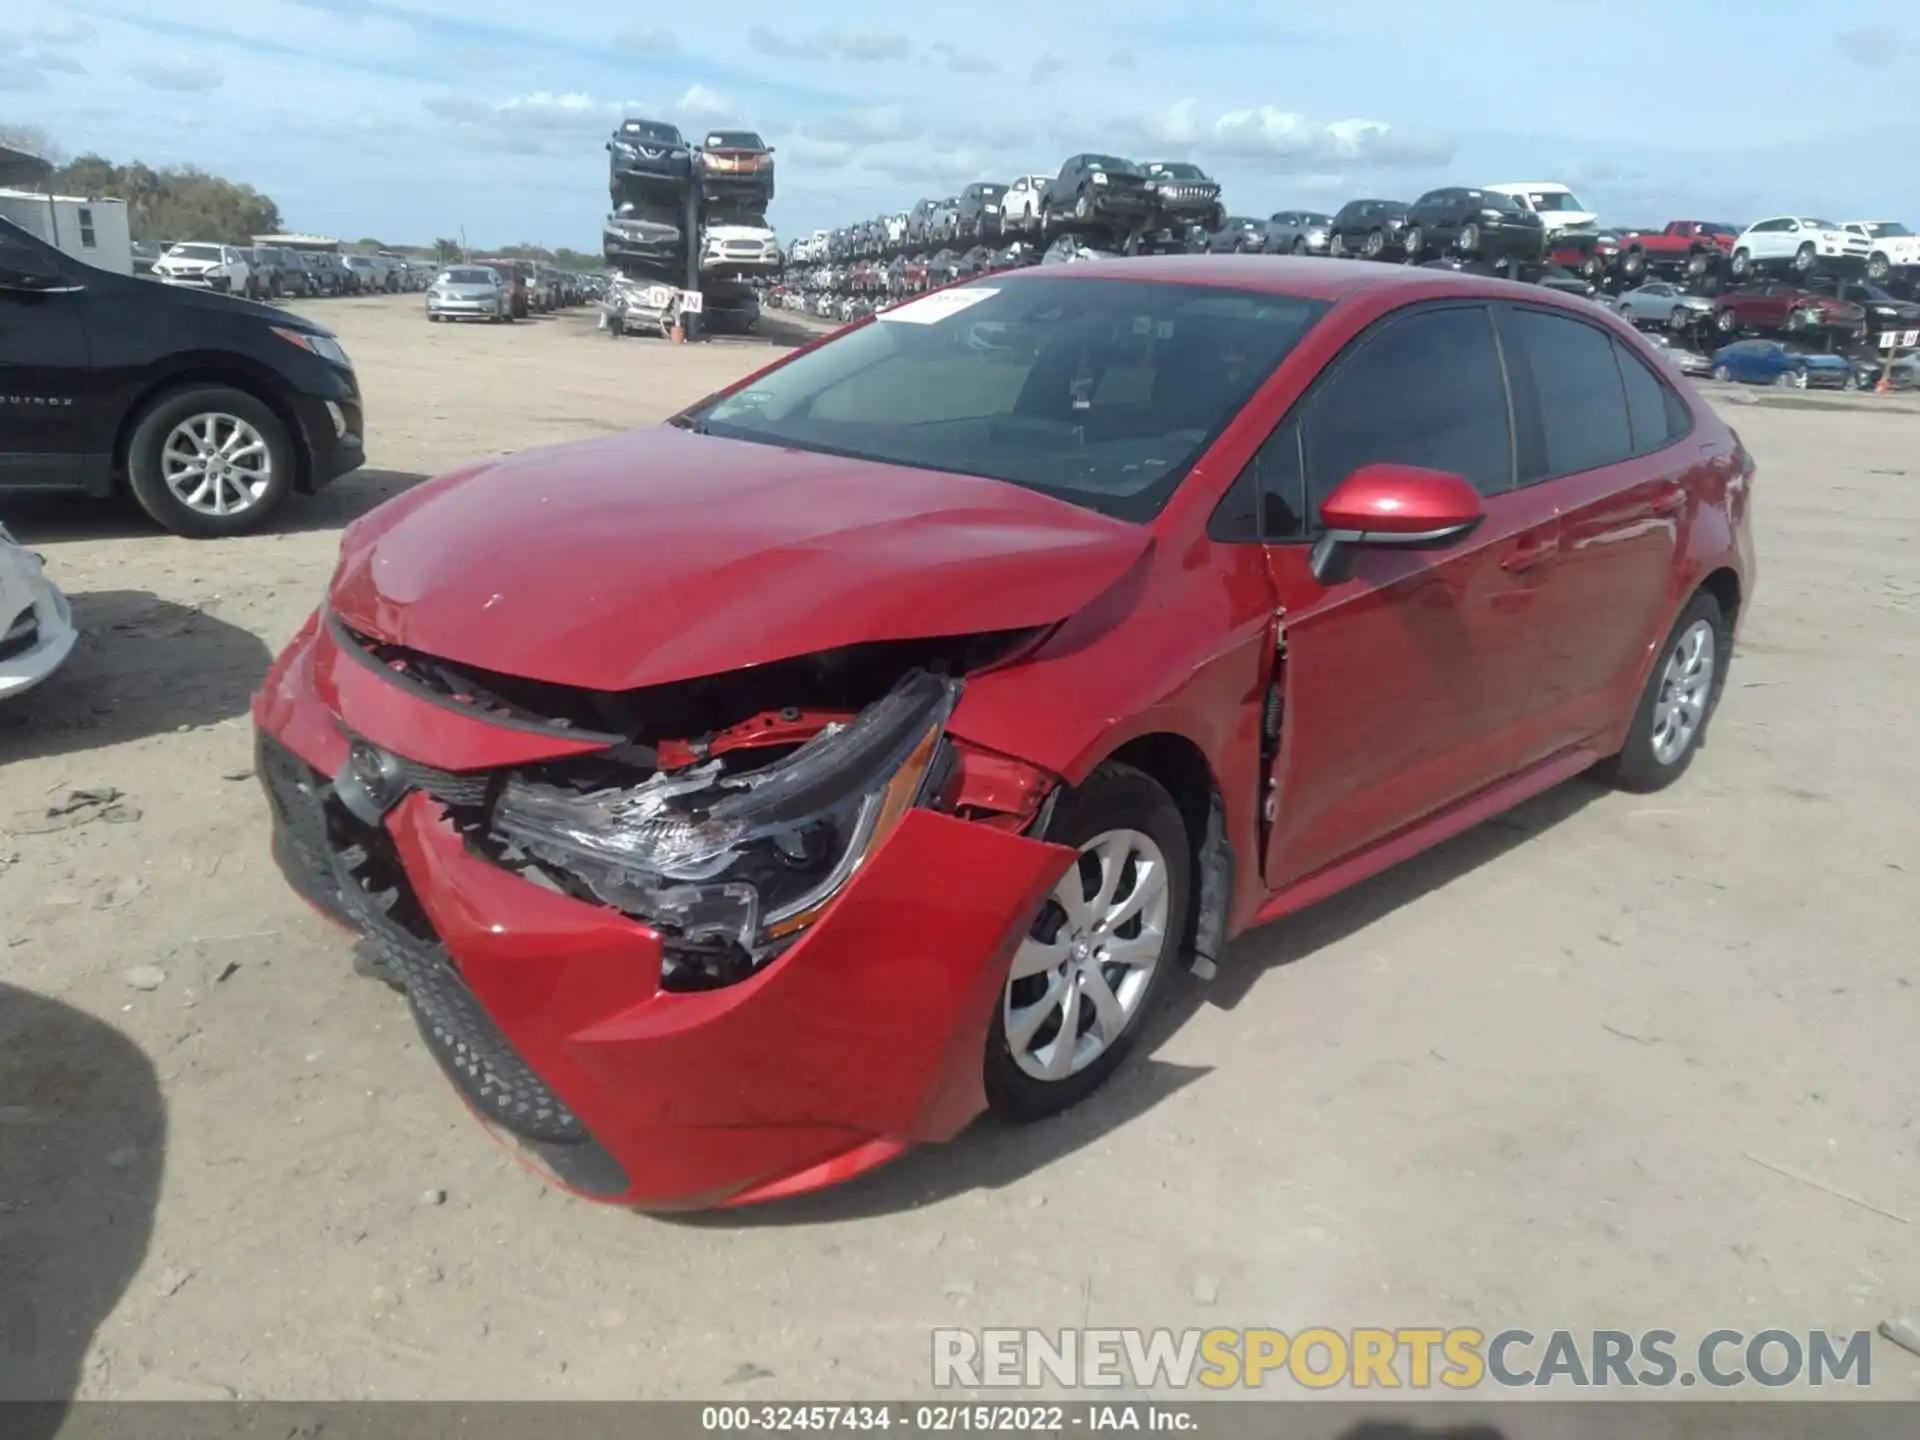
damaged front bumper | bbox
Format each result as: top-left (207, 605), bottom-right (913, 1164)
top-left (252, 612), bottom-right (1074, 1208)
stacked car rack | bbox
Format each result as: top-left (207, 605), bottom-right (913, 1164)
top-left (601, 120), bottom-right (782, 340)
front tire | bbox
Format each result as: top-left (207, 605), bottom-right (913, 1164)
top-left (1867, 252), bottom-right (1890, 282)
top-left (984, 763), bottom-right (1191, 1123)
top-left (1730, 248), bottom-right (1750, 278)
top-left (124, 386), bottom-right (295, 538)
top-left (1363, 228), bottom-right (1385, 259)
top-left (1595, 590), bottom-right (1729, 793)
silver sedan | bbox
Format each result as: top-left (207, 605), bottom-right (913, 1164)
top-left (425, 266), bottom-right (510, 323)
top-left (1613, 281), bottom-right (1715, 331)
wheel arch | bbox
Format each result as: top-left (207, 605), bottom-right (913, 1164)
top-left (113, 364), bottom-right (311, 493)
top-left (1697, 565), bottom-right (1742, 632)
top-left (1093, 729), bottom-right (1233, 973)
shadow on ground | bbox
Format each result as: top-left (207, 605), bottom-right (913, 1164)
top-left (0, 591), bottom-right (271, 764)
top-left (0, 985), bottom-right (164, 1431)
top-left (680, 777), bottom-right (1605, 1227)
top-left (2, 470), bottom-right (430, 544)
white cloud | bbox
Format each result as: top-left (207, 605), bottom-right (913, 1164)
top-left (611, 24), bottom-right (678, 55)
top-left (678, 84), bottom-right (733, 121)
top-left (929, 41), bottom-right (996, 76)
top-left (748, 23), bottom-right (914, 63)
top-left (800, 105), bottom-right (918, 144)
top-left (1119, 99), bottom-right (1453, 170)
top-left (127, 56), bottom-right (224, 92)
top-left (1835, 25), bottom-right (1907, 67)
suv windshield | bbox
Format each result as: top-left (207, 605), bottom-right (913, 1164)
top-left (685, 276), bottom-right (1328, 522)
top-left (1083, 156), bottom-right (1140, 175)
top-left (1800, 218), bottom-right (1839, 229)
top-left (622, 121), bottom-right (681, 143)
top-left (1862, 222), bottom-right (1912, 238)
top-left (1524, 191), bottom-right (1586, 212)
top-left (169, 244), bottom-right (223, 261)
top-left (704, 131), bottom-right (763, 149)
top-left (1151, 163), bottom-right (1205, 179)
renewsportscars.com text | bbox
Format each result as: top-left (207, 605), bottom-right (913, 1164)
top-left (932, 1327), bottom-right (1874, 1391)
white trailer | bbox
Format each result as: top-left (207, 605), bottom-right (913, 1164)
top-left (0, 189), bottom-right (133, 274)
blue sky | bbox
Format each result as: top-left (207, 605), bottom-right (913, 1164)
top-left (3, 0), bottom-right (1917, 249)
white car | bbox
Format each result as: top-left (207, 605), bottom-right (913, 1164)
top-left (699, 223), bottom-right (781, 275)
top-left (1483, 182), bottom-right (1598, 239)
top-left (884, 213), bottom-right (909, 249)
top-left (0, 523), bottom-right (78, 702)
top-left (153, 242), bottom-right (256, 298)
top-left (1729, 217), bottom-right (1871, 277)
top-left (1843, 221), bottom-right (1920, 282)
top-left (1002, 173), bottom-right (1054, 233)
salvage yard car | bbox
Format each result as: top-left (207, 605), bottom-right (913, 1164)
top-left (0, 216), bottom-right (364, 537)
top-left (254, 256), bottom-right (1752, 1210)
top-left (0, 519), bottom-right (77, 700)
top-left (425, 264), bottom-right (510, 323)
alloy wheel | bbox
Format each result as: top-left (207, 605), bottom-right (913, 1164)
top-left (1649, 620), bottom-right (1716, 766)
top-left (1003, 828), bottom-right (1171, 1083)
top-left (160, 412), bottom-right (274, 518)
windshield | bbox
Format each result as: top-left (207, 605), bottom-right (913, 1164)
top-left (347, 257), bottom-right (375, 269)
top-left (1084, 156), bottom-right (1141, 175)
top-left (1151, 163), bottom-right (1205, 179)
top-left (685, 276), bottom-right (1328, 523)
top-left (1475, 192), bottom-right (1522, 211)
top-left (1862, 222), bottom-right (1912, 237)
top-left (169, 244), bottom-right (223, 261)
top-left (1800, 218), bottom-right (1839, 229)
top-left (705, 131), bottom-right (763, 148)
top-left (622, 121), bottom-right (681, 143)
top-left (440, 268), bottom-right (495, 285)
top-left (1520, 191), bottom-right (1585, 212)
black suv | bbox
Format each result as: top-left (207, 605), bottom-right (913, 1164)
top-left (1328, 198), bottom-right (1411, 260)
top-left (1140, 161), bottom-right (1224, 232)
top-left (1403, 187), bottom-right (1546, 266)
top-left (1045, 155), bottom-right (1154, 228)
top-left (0, 217), bottom-right (364, 538)
top-left (955, 183), bottom-right (1010, 242)
top-left (608, 119), bottom-right (692, 193)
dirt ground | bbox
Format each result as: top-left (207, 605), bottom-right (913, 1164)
top-left (2, 294), bottom-right (1917, 1404)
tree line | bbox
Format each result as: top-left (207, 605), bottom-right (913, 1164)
top-left (6, 127), bottom-right (606, 266)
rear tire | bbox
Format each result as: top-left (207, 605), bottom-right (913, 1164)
top-left (1730, 248), bottom-right (1750, 278)
top-left (1622, 249), bottom-right (1646, 279)
top-left (1711, 364), bottom-right (1731, 381)
top-left (124, 385), bottom-right (296, 539)
top-left (1402, 225), bottom-right (1424, 262)
top-left (1594, 590), bottom-right (1729, 793)
top-left (984, 763), bottom-right (1191, 1123)
top-left (1792, 243), bottom-right (1815, 274)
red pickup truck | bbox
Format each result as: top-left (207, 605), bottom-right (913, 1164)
top-left (1614, 221), bottom-right (1740, 279)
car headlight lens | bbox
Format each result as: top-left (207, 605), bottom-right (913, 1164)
top-left (272, 326), bottom-right (352, 368)
top-left (490, 669), bottom-right (961, 979)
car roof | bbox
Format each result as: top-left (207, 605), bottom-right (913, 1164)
top-left (988, 252), bottom-right (1601, 306)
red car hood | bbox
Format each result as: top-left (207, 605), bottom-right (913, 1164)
top-left (329, 426), bottom-right (1153, 692)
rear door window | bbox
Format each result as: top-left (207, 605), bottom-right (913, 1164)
top-left (1502, 307), bottom-right (1634, 480)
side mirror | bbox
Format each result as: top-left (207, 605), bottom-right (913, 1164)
top-left (1309, 463), bottom-right (1486, 585)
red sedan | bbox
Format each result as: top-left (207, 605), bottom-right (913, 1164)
top-left (254, 257), bottom-right (1754, 1209)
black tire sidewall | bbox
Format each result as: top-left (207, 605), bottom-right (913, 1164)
top-left (983, 763), bottom-right (1192, 1123)
top-left (1601, 591), bottom-right (1730, 793)
top-left (125, 386), bottom-right (297, 538)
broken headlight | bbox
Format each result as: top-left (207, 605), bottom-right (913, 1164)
top-left (491, 670), bottom-right (961, 979)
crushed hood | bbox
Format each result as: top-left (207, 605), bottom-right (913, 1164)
top-left (328, 425), bottom-right (1153, 692)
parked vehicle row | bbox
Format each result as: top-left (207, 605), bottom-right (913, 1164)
top-left (794, 156), bottom-right (1920, 304)
top-left (142, 241), bottom-right (447, 300)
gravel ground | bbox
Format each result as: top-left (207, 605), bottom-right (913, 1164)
top-left (2, 294), bottom-right (1917, 1404)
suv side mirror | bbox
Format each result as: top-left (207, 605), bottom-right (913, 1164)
top-left (1309, 463), bottom-right (1486, 585)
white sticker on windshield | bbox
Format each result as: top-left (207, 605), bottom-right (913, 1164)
top-left (877, 287), bottom-right (1000, 324)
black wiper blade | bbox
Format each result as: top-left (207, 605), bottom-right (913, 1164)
top-left (667, 414), bottom-right (709, 434)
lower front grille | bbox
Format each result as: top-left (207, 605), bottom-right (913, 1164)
top-left (256, 731), bottom-right (585, 1145)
